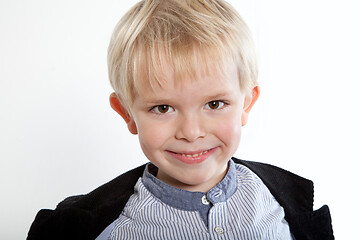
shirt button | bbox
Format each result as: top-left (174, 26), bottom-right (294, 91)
top-left (214, 226), bottom-right (224, 235)
top-left (201, 195), bottom-right (210, 205)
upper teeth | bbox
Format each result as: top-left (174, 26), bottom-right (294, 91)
top-left (181, 150), bottom-right (208, 158)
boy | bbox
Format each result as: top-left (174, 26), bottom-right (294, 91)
top-left (27, 0), bottom-right (334, 239)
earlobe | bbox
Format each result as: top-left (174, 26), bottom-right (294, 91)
top-left (241, 85), bottom-right (260, 126)
top-left (127, 121), bottom-right (138, 135)
top-left (109, 92), bottom-right (138, 134)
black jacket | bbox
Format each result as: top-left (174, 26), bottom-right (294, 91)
top-left (27, 158), bottom-right (334, 240)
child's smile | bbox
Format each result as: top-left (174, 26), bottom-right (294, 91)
top-left (165, 147), bottom-right (218, 164)
top-left (126, 59), bottom-right (253, 192)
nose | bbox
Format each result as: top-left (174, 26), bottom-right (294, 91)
top-left (175, 114), bottom-right (206, 142)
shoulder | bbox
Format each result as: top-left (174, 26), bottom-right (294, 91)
top-left (232, 157), bottom-right (314, 212)
top-left (232, 157), bottom-right (334, 240)
top-left (27, 164), bottom-right (147, 240)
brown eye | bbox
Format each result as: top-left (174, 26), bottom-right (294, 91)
top-left (153, 105), bottom-right (174, 114)
top-left (206, 101), bottom-right (224, 110)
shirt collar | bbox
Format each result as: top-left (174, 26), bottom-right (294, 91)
top-left (141, 159), bottom-right (237, 211)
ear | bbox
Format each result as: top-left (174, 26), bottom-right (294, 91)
top-left (109, 92), bottom-right (138, 134)
top-left (241, 85), bottom-right (260, 126)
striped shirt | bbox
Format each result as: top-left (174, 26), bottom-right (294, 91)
top-left (97, 160), bottom-right (293, 239)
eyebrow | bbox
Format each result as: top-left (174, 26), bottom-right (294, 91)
top-left (204, 92), bottom-right (231, 101)
top-left (142, 91), bottom-right (232, 105)
top-left (138, 98), bottom-right (173, 108)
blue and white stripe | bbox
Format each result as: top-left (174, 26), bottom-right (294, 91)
top-left (98, 161), bottom-right (293, 239)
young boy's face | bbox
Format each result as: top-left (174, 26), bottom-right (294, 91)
top-left (112, 59), bottom-right (258, 192)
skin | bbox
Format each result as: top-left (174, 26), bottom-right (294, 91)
top-left (110, 60), bottom-right (259, 192)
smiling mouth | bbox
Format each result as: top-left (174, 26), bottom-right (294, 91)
top-left (180, 150), bottom-right (208, 158)
top-left (166, 148), bottom-right (217, 164)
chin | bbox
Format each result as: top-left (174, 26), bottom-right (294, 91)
top-left (175, 172), bottom-right (219, 191)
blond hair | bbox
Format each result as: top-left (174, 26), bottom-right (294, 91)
top-left (108, 0), bottom-right (258, 111)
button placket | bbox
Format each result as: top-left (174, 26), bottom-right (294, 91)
top-left (207, 202), bottom-right (229, 239)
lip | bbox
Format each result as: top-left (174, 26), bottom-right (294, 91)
top-left (166, 147), bottom-right (218, 164)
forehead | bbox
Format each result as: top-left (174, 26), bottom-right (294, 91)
top-left (136, 57), bottom-right (239, 98)
top-left (134, 46), bottom-right (239, 97)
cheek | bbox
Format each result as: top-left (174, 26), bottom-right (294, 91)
top-left (137, 119), bottom-right (171, 151)
top-left (215, 113), bottom-right (242, 146)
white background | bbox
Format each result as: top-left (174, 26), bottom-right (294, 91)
top-left (1, 0), bottom-right (359, 239)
